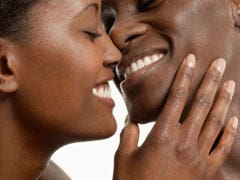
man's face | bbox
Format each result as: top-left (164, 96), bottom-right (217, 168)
top-left (103, 0), bottom-right (239, 123)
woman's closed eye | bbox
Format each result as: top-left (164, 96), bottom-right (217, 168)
top-left (83, 30), bottom-right (102, 42)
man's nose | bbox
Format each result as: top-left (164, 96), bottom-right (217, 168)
top-left (110, 18), bottom-right (148, 50)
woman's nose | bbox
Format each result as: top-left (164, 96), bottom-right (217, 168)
top-left (103, 33), bottom-right (122, 68)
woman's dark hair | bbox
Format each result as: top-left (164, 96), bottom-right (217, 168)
top-left (0, 0), bottom-right (40, 42)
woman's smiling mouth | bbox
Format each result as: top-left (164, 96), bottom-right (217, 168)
top-left (92, 83), bottom-right (111, 98)
top-left (92, 82), bottom-right (115, 107)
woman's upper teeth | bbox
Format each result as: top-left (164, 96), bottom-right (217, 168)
top-left (92, 84), bottom-right (111, 98)
top-left (124, 53), bottom-right (164, 78)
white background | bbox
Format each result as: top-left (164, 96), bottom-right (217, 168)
top-left (52, 81), bottom-right (153, 180)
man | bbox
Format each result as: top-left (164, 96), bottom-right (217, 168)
top-left (41, 0), bottom-right (239, 179)
top-left (102, 0), bottom-right (240, 179)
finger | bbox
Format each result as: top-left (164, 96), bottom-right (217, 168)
top-left (152, 54), bottom-right (196, 135)
top-left (117, 121), bottom-right (139, 155)
top-left (198, 80), bottom-right (235, 156)
top-left (182, 58), bottom-right (226, 141)
top-left (207, 117), bottom-right (238, 177)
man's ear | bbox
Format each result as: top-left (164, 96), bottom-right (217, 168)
top-left (232, 0), bottom-right (240, 31)
top-left (0, 38), bottom-right (18, 93)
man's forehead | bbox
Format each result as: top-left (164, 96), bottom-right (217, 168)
top-left (102, 0), bottom-right (131, 7)
top-left (102, 0), bottom-right (115, 13)
top-left (102, 0), bottom-right (120, 16)
top-left (102, 0), bottom-right (114, 6)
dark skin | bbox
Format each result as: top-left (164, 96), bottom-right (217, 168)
top-left (102, 0), bottom-right (240, 179)
top-left (0, 0), bottom-right (121, 179)
top-left (113, 56), bottom-right (238, 180)
top-left (42, 0), bottom-right (240, 179)
top-left (42, 56), bottom-right (238, 180)
top-left (42, 57), bottom-right (237, 180)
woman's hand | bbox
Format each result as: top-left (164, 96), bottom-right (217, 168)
top-left (113, 54), bottom-right (238, 180)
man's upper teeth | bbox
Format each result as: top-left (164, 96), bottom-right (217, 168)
top-left (92, 85), bottom-right (111, 98)
top-left (124, 53), bottom-right (164, 78)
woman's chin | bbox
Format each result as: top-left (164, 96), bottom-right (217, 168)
top-left (53, 115), bottom-right (117, 144)
top-left (99, 119), bottom-right (117, 139)
top-left (83, 125), bottom-right (117, 141)
top-left (82, 117), bottom-right (117, 140)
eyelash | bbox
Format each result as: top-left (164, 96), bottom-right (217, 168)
top-left (138, 0), bottom-right (155, 12)
top-left (84, 31), bottom-right (102, 42)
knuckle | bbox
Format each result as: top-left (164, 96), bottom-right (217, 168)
top-left (207, 70), bottom-right (222, 83)
top-left (114, 149), bottom-right (128, 163)
top-left (175, 142), bottom-right (193, 156)
top-left (145, 130), bottom-right (172, 149)
top-left (219, 143), bottom-right (231, 154)
top-left (225, 125), bottom-right (236, 135)
top-left (183, 66), bottom-right (194, 78)
top-left (221, 91), bottom-right (232, 105)
top-left (193, 157), bottom-right (202, 166)
top-left (158, 132), bottom-right (171, 145)
top-left (170, 86), bottom-right (186, 99)
top-left (209, 114), bottom-right (223, 128)
top-left (195, 93), bottom-right (212, 109)
top-left (192, 157), bottom-right (204, 171)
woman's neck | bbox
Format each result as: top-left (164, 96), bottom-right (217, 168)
top-left (0, 102), bottom-right (55, 179)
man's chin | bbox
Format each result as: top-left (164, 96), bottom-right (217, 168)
top-left (128, 108), bottom-right (159, 124)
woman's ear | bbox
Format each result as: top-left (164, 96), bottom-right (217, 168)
top-left (0, 38), bottom-right (18, 93)
top-left (232, 0), bottom-right (240, 31)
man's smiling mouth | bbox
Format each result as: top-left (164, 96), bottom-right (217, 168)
top-left (124, 53), bottom-right (165, 78)
top-left (115, 35), bottom-right (170, 84)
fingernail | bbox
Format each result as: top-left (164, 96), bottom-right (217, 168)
top-left (184, 54), bottom-right (196, 68)
top-left (213, 58), bottom-right (226, 73)
top-left (225, 80), bottom-right (235, 95)
top-left (232, 117), bottom-right (239, 129)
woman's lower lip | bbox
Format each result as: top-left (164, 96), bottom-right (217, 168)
top-left (94, 95), bottom-right (115, 108)
top-left (92, 82), bottom-right (115, 108)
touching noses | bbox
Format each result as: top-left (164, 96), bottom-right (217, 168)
top-left (110, 18), bottom-right (148, 50)
top-left (103, 33), bottom-right (122, 68)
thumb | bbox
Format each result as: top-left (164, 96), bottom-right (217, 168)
top-left (118, 118), bottom-right (140, 155)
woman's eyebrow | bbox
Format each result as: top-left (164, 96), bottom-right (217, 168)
top-left (76, 2), bottom-right (99, 17)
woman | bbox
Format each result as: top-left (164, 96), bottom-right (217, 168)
top-left (0, 0), bottom-right (121, 179)
top-left (0, 0), bottom-right (237, 179)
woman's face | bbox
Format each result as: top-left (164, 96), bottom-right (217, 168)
top-left (12, 0), bottom-right (121, 140)
top-left (103, 0), bottom-right (238, 123)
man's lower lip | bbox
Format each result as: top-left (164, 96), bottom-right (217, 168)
top-left (121, 56), bottom-right (165, 91)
